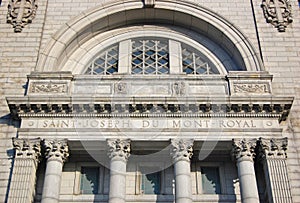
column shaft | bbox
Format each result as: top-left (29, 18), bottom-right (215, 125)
top-left (236, 158), bottom-right (260, 203)
top-left (171, 139), bottom-right (193, 203)
top-left (41, 139), bottom-right (68, 203)
top-left (232, 139), bottom-right (259, 203)
top-left (174, 160), bottom-right (193, 203)
top-left (107, 139), bottom-right (130, 203)
top-left (109, 160), bottom-right (127, 203)
top-left (41, 160), bottom-right (63, 203)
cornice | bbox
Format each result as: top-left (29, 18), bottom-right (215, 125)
top-left (7, 96), bottom-right (293, 121)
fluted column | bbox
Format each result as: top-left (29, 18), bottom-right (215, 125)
top-left (170, 139), bottom-right (194, 203)
top-left (8, 138), bottom-right (41, 203)
top-left (232, 139), bottom-right (259, 203)
top-left (41, 139), bottom-right (69, 203)
top-left (107, 139), bottom-right (130, 203)
top-left (257, 137), bottom-right (292, 203)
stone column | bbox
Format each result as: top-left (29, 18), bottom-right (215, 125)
top-left (107, 139), bottom-right (130, 203)
top-left (41, 139), bottom-right (69, 203)
top-left (8, 138), bottom-right (41, 203)
top-left (232, 139), bottom-right (259, 203)
top-left (170, 139), bottom-right (194, 203)
top-left (257, 138), bottom-right (292, 203)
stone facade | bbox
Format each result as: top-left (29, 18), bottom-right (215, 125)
top-left (0, 0), bottom-right (299, 203)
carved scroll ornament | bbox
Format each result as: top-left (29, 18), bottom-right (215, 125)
top-left (7, 0), bottom-right (38, 32)
top-left (261, 0), bottom-right (293, 32)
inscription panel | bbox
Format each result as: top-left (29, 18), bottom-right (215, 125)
top-left (22, 118), bottom-right (279, 129)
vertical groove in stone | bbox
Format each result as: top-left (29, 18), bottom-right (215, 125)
top-left (8, 158), bottom-right (38, 203)
top-left (265, 158), bottom-right (292, 203)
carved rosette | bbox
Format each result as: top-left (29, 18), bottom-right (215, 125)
top-left (107, 139), bottom-right (131, 162)
top-left (44, 139), bottom-right (69, 163)
top-left (12, 137), bottom-right (41, 161)
top-left (7, 0), bottom-right (38, 32)
top-left (114, 82), bottom-right (127, 94)
top-left (258, 137), bottom-right (288, 160)
top-left (261, 0), bottom-right (293, 32)
top-left (170, 139), bottom-right (194, 163)
top-left (232, 138), bottom-right (257, 162)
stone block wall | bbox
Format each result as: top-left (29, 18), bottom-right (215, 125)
top-left (0, 0), bottom-right (299, 202)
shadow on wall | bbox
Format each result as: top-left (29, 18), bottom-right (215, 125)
top-left (1, 114), bottom-right (20, 203)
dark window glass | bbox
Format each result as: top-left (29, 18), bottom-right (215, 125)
top-left (201, 167), bottom-right (221, 194)
top-left (80, 167), bottom-right (99, 194)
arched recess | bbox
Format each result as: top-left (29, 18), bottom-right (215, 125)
top-left (36, 0), bottom-right (264, 73)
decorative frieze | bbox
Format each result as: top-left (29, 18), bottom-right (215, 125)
top-left (170, 139), bottom-right (194, 162)
top-left (232, 138), bottom-right (257, 162)
top-left (7, 0), bottom-right (38, 32)
top-left (233, 83), bottom-right (270, 93)
top-left (107, 139), bottom-right (131, 162)
top-left (30, 82), bottom-right (68, 94)
top-left (44, 139), bottom-right (69, 163)
top-left (261, 0), bottom-right (293, 32)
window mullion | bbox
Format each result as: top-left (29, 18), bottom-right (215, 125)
top-left (193, 53), bottom-right (196, 75)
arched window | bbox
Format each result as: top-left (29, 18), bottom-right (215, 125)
top-left (83, 37), bottom-right (222, 75)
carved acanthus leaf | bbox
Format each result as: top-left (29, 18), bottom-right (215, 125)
top-left (107, 139), bottom-right (131, 161)
top-left (232, 138), bottom-right (257, 161)
top-left (258, 137), bottom-right (288, 159)
top-left (44, 139), bottom-right (69, 162)
top-left (170, 139), bottom-right (194, 162)
top-left (12, 137), bottom-right (41, 160)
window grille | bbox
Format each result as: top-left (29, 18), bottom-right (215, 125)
top-left (182, 46), bottom-right (219, 75)
top-left (85, 45), bottom-right (119, 75)
top-left (131, 39), bottom-right (169, 75)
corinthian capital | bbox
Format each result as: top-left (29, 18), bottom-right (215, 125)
top-left (44, 139), bottom-right (69, 163)
top-left (258, 137), bottom-right (288, 160)
top-left (12, 137), bottom-right (41, 161)
top-left (107, 139), bottom-right (131, 162)
top-left (232, 138), bottom-right (257, 162)
top-left (170, 139), bottom-right (194, 162)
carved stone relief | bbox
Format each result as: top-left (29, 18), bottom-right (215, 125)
top-left (30, 82), bottom-right (68, 93)
top-left (170, 139), bottom-right (194, 162)
top-left (114, 82), bottom-right (127, 94)
top-left (172, 82), bottom-right (186, 96)
top-left (261, 0), bottom-right (293, 32)
top-left (107, 139), bottom-right (131, 162)
top-left (233, 83), bottom-right (270, 93)
top-left (144, 0), bottom-right (155, 7)
top-left (232, 138), bottom-right (257, 161)
top-left (7, 0), bottom-right (38, 32)
top-left (44, 139), bottom-right (69, 163)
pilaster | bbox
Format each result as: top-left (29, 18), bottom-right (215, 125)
top-left (8, 138), bottom-right (41, 203)
top-left (257, 137), bottom-right (293, 203)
